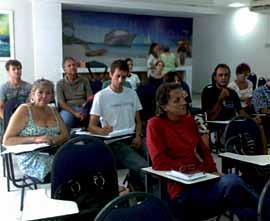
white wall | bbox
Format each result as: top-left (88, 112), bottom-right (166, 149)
top-left (192, 8), bottom-right (270, 93)
top-left (0, 0), bottom-right (34, 84)
top-left (32, 0), bottom-right (63, 82)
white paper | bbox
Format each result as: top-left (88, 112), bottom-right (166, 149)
top-left (2, 143), bottom-right (50, 154)
top-left (75, 128), bottom-right (135, 138)
top-left (166, 170), bottom-right (206, 181)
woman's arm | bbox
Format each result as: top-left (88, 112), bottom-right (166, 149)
top-left (3, 104), bottom-right (40, 145)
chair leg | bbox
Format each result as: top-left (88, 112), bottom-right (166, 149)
top-left (20, 186), bottom-right (25, 211)
top-left (2, 157), bottom-right (6, 177)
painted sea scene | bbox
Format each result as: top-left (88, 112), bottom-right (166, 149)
top-left (63, 10), bottom-right (193, 66)
top-left (0, 13), bottom-right (11, 58)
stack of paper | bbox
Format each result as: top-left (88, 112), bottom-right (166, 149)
top-left (166, 170), bottom-right (206, 181)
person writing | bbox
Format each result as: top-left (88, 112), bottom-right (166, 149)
top-left (3, 79), bottom-right (68, 182)
top-left (147, 83), bottom-right (259, 221)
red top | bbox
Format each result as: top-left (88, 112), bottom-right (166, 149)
top-left (147, 115), bottom-right (217, 199)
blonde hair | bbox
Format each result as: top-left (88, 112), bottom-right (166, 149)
top-left (30, 78), bottom-right (55, 103)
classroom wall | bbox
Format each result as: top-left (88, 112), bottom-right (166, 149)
top-left (192, 9), bottom-right (270, 93)
top-left (1, 1), bottom-right (270, 93)
top-left (0, 0), bottom-right (34, 84)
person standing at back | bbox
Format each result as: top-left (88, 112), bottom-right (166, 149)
top-left (56, 57), bottom-right (92, 133)
top-left (0, 59), bottom-right (32, 119)
top-left (147, 43), bottom-right (160, 78)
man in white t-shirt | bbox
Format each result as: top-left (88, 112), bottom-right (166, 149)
top-left (89, 59), bottom-right (148, 190)
top-left (125, 58), bottom-right (141, 90)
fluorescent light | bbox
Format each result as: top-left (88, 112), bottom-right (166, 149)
top-left (233, 8), bottom-right (258, 36)
top-left (229, 2), bottom-right (245, 8)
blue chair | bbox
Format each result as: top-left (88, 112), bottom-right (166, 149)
top-left (223, 116), bottom-right (264, 155)
top-left (94, 192), bottom-right (174, 221)
top-left (258, 179), bottom-right (270, 221)
top-left (258, 77), bottom-right (266, 87)
top-left (247, 73), bottom-right (257, 90)
top-left (51, 135), bottom-right (119, 220)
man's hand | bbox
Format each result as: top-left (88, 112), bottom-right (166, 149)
top-left (99, 125), bottom-right (113, 135)
top-left (130, 136), bottom-right (142, 150)
top-left (73, 111), bottom-right (85, 121)
top-left (218, 88), bottom-right (230, 101)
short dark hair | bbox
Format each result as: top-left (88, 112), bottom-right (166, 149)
top-left (213, 64), bottom-right (231, 76)
top-left (124, 58), bottom-right (133, 64)
top-left (163, 71), bottom-right (179, 83)
top-left (236, 63), bottom-right (251, 75)
top-left (5, 59), bottom-right (22, 71)
top-left (62, 57), bottom-right (76, 68)
top-left (110, 59), bottom-right (129, 74)
top-left (155, 83), bottom-right (182, 118)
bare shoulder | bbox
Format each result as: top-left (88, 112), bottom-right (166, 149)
top-left (13, 103), bottom-right (30, 118)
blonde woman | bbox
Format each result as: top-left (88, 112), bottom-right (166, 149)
top-left (3, 79), bottom-right (68, 182)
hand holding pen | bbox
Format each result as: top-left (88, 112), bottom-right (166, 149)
top-left (100, 118), bottom-right (113, 135)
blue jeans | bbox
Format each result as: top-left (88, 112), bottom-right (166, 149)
top-left (60, 106), bottom-right (88, 133)
top-left (171, 174), bottom-right (259, 221)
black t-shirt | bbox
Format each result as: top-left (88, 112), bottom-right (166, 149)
top-left (201, 84), bottom-right (242, 120)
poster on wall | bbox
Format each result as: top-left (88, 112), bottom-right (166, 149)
top-left (62, 10), bottom-right (193, 67)
top-left (0, 10), bottom-right (14, 61)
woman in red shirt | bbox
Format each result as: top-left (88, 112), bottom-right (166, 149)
top-left (147, 83), bottom-right (259, 221)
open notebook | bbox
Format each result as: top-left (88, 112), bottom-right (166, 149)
top-left (2, 143), bottom-right (50, 154)
top-left (166, 170), bottom-right (206, 181)
top-left (75, 128), bottom-right (135, 139)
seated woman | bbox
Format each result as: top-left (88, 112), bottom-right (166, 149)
top-left (3, 79), bottom-right (68, 182)
top-left (228, 63), bottom-right (253, 113)
top-left (146, 83), bottom-right (259, 221)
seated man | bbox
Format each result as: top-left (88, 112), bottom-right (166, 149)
top-left (147, 83), bottom-right (259, 221)
top-left (88, 59), bottom-right (148, 190)
top-left (56, 57), bottom-right (92, 132)
top-left (201, 64), bottom-right (244, 120)
top-left (252, 78), bottom-right (270, 114)
top-left (0, 59), bottom-right (32, 119)
top-left (252, 78), bottom-right (270, 143)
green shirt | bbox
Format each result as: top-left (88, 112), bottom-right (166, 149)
top-left (56, 76), bottom-right (92, 106)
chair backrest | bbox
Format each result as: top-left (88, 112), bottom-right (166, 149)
top-left (86, 61), bottom-right (108, 74)
top-left (223, 116), bottom-right (263, 155)
top-left (258, 77), bottom-right (266, 87)
top-left (94, 192), bottom-right (174, 221)
top-left (247, 73), bottom-right (257, 90)
top-left (51, 135), bottom-right (118, 220)
top-left (258, 179), bottom-right (270, 221)
top-left (3, 97), bottom-right (25, 130)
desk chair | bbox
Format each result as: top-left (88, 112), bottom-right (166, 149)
top-left (94, 192), bottom-right (174, 221)
top-left (1, 98), bottom-right (24, 184)
top-left (247, 73), bottom-right (257, 90)
top-left (1, 98), bottom-right (42, 211)
top-left (223, 116), bottom-right (264, 155)
top-left (86, 60), bottom-right (108, 75)
top-left (51, 135), bottom-right (119, 220)
top-left (258, 179), bottom-right (270, 221)
top-left (258, 77), bottom-right (266, 87)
